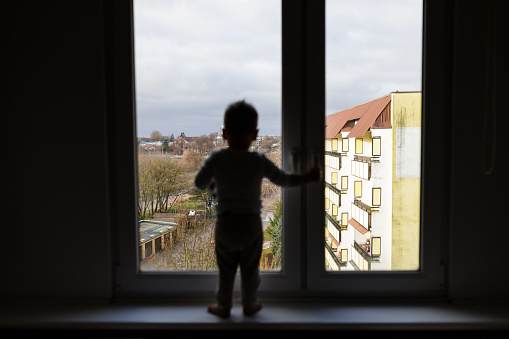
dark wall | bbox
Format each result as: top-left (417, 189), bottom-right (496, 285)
top-left (2, 1), bottom-right (112, 301)
top-left (448, 0), bottom-right (509, 300)
top-left (1, 0), bottom-right (508, 303)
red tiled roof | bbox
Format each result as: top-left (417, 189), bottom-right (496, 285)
top-left (348, 218), bottom-right (369, 235)
top-left (325, 94), bottom-right (391, 139)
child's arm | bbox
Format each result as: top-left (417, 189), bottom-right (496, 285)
top-left (195, 161), bottom-right (213, 190)
top-left (289, 168), bottom-right (321, 186)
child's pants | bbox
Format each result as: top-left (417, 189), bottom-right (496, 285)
top-left (214, 213), bottom-right (262, 309)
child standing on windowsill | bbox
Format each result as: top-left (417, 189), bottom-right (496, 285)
top-left (195, 100), bottom-right (320, 319)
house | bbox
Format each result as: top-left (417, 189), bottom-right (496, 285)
top-left (324, 92), bottom-right (421, 271)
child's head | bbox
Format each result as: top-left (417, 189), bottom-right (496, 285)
top-left (223, 100), bottom-right (258, 149)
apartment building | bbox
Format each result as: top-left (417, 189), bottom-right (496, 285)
top-left (324, 92), bottom-right (421, 271)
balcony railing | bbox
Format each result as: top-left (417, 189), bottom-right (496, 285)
top-left (325, 211), bottom-right (342, 232)
top-left (353, 240), bottom-right (379, 263)
top-left (352, 158), bottom-right (371, 180)
top-left (325, 241), bottom-right (346, 268)
top-left (325, 151), bottom-right (341, 170)
top-left (325, 181), bottom-right (342, 197)
top-left (325, 150), bottom-right (342, 158)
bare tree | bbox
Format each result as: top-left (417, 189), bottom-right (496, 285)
top-left (150, 130), bottom-right (163, 141)
top-left (137, 155), bottom-right (188, 220)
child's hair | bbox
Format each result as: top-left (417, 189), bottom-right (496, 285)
top-left (223, 100), bottom-right (258, 138)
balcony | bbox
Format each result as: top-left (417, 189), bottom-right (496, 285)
top-left (351, 157), bottom-right (371, 180)
top-left (326, 181), bottom-right (342, 198)
top-left (325, 211), bottom-right (342, 232)
top-left (325, 151), bottom-right (341, 170)
top-left (325, 240), bottom-right (347, 268)
top-left (354, 240), bottom-right (380, 263)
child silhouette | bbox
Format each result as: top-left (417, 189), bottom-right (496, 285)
top-left (195, 100), bottom-right (320, 318)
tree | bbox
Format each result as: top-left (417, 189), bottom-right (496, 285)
top-left (194, 135), bottom-right (214, 153)
top-left (137, 154), bottom-right (187, 220)
top-left (162, 139), bottom-right (169, 153)
top-left (265, 199), bottom-right (282, 269)
top-left (150, 130), bottom-right (163, 141)
top-left (182, 150), bottom-right (204, 172)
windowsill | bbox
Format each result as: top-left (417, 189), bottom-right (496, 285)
top-left (2, 299), bottom-right (509, 333)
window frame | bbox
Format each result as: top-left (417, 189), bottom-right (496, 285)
top-left (108, 0), bottom-right (450, 300)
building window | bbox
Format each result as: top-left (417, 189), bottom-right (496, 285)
top-left (372, 237), bottom-right (381, 257)
top-left (342, 138), bottom-right (349, 153)
top-left (372, 187), bottom-right (381, 207)
top-left (331, 172), bottom-right (338, 185)
top-left (331, 138), bottom-right (338, 151)
top-left (354, 180), bottom-right (362, 198)
top-left (341, 212), bottom-right (348, 227)
top-left (340, 248), bottom-right (348, 263)
top-left (372, 137), bottom-right (381, 157)
top-left (355, 138), bottom-right (363, 154)
top-left (341, 175), bottom-right (348, 191)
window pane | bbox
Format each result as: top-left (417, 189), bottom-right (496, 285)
top-left (134, 0), bottom-right (282, 272)
top-left (372, 137), bottom-right (381, 156)
top-left (325, 0), bottom-right (422, 272)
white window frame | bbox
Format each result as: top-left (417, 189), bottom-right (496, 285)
top-left (109, 0), bottom-right (448, 300)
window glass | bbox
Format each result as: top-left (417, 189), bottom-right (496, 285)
top-left (325, 0), bottom-right (422, 272)
top-left (372, 137), bottom-right (381, 156)
top-left (134, 0), bottom-right (282, 272)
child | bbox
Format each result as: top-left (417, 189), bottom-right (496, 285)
top-left (195, 100), bottom-right (320, 318)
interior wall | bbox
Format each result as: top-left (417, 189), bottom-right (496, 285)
top-left (448, 0), bottom-right (509, 301)
top-left (2, 1), bottom-right (112, 301)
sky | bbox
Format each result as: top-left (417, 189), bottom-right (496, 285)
top-left (133, 0), bottom-right (422, 138)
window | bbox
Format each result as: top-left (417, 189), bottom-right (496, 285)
top-left (133, 0), bottom-right (283, 273)
top-left (340, 248), bottom-right (348, 263)
top-left (342, 138), bottom-right (349, 153)
top-left (372, 187), bottom-right (381, 207)
top-left (112, 0), bottom-right (446, 299)
top-left (355, 138), bottom-right (363, 154)
top-left (341, 175), bottom-right (348, 191)
top-left (354, 180), bottom-right (362, 198)
top-left (372, 237), bottom-right (381, 257)
top-left (341, 212), bottom-right (348, 227)
top-left (331, 138), bottom-right (338, 151)
top-left (331, 172), bottom-right (338, 185)
top-left (372, 137), bottom-right (381, 157)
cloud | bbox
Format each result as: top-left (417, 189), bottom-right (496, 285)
top-left (133, 0), bottom-right (422, 137)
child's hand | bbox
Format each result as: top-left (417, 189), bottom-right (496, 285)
top-left (308, 167), bottom-right (322, 182)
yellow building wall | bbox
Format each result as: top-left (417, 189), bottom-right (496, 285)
top-left (391, 92), bottom-right (421, 270)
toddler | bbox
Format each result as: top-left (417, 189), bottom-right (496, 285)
top-left (195, 100), bottom-right (320, 318)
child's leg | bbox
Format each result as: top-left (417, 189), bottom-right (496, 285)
top-left (239, 218), bottom-right (263, 309)
top-left (214, 241), bottom-right (239, 310)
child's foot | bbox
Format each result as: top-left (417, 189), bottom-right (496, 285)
top-left (207, 304), bottom-right (230, 319)
top-left (243, 304), bottom-right (262, 316)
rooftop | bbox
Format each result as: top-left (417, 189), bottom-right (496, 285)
top-left (325, 94), bottom-right (391, 139)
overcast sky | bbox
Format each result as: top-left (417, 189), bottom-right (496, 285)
top-left (133, 0), bottom-right (422, 138)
